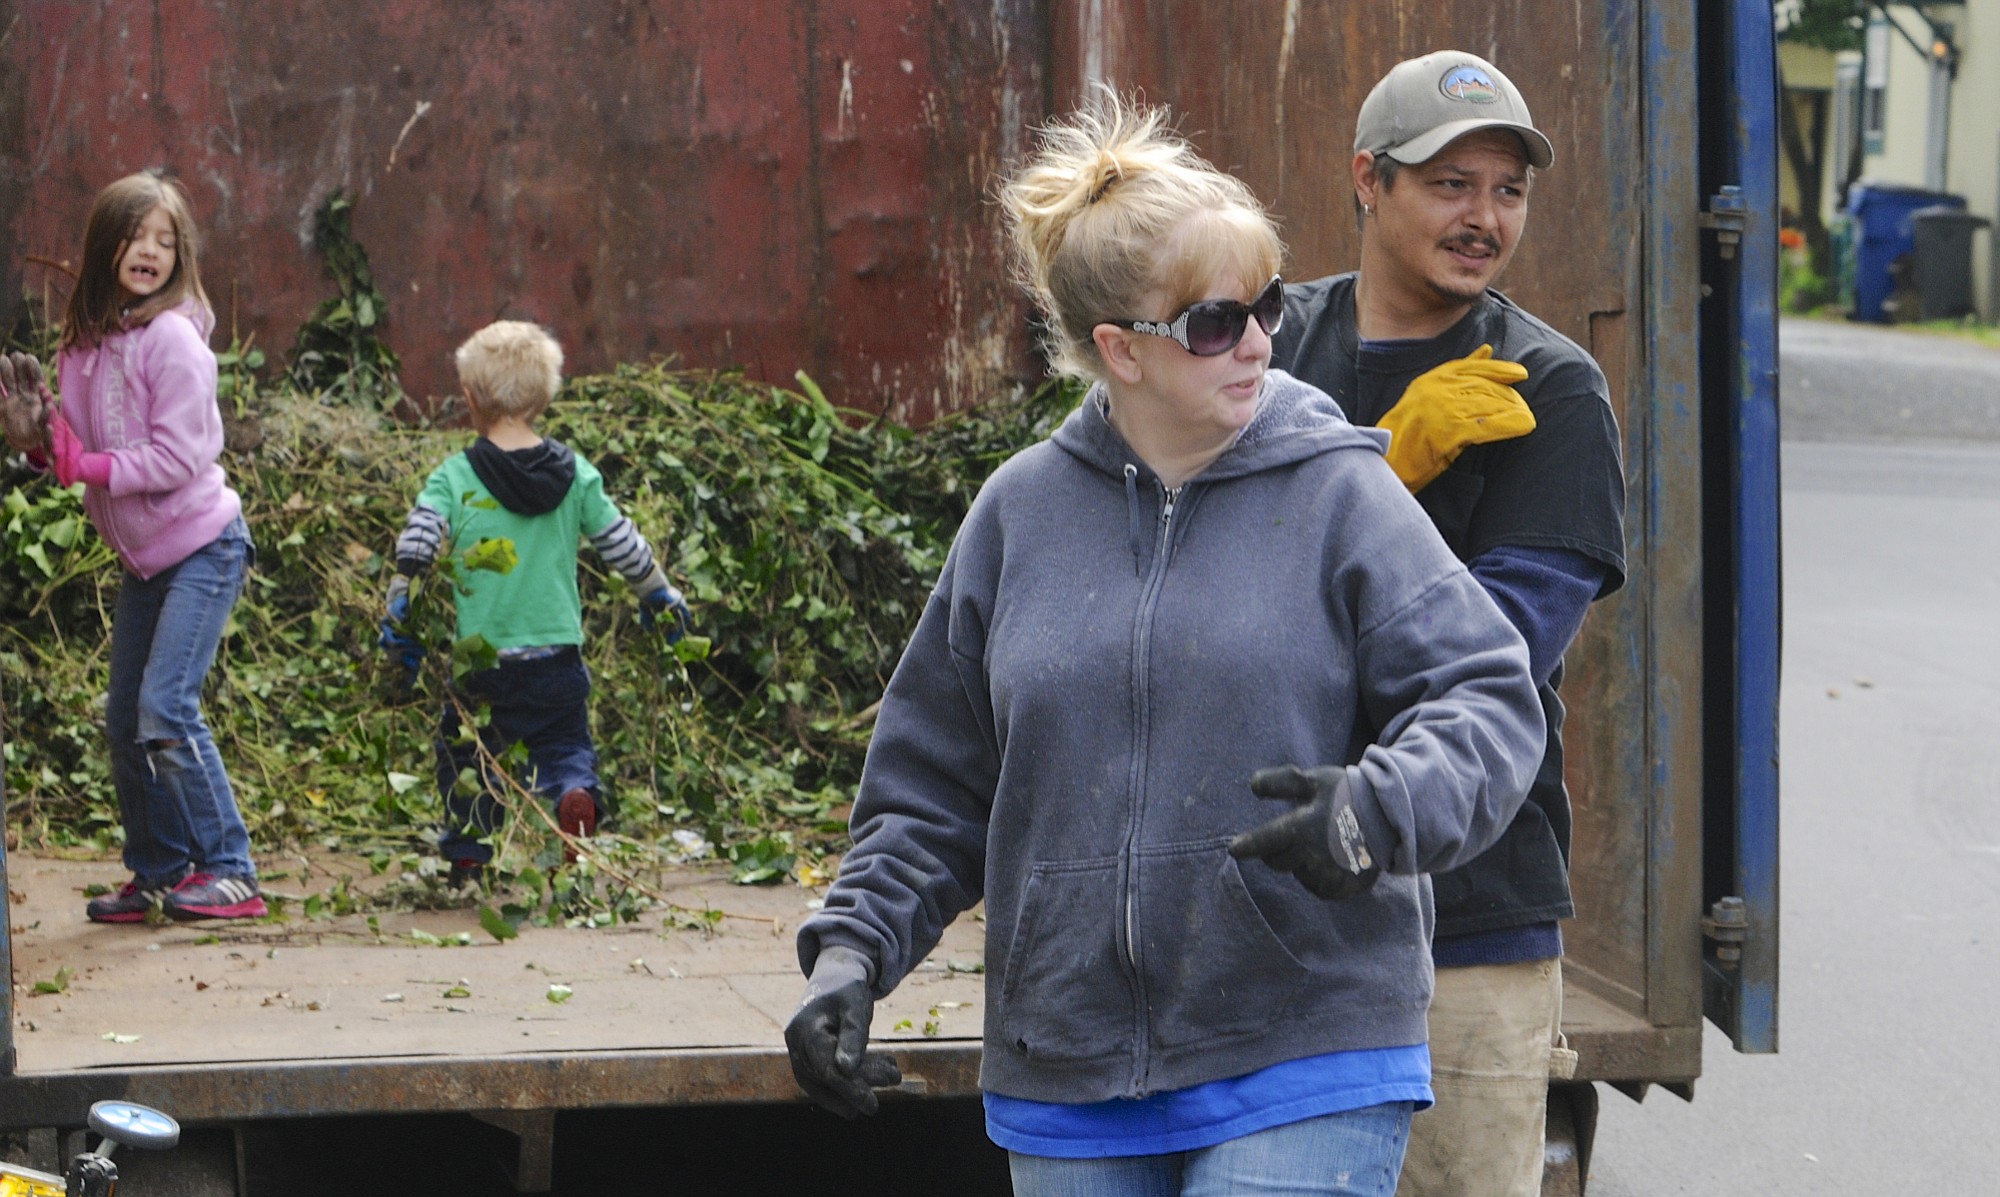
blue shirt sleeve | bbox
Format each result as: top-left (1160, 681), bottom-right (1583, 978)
top-left (1466, 545), bottom-right (1607, 686)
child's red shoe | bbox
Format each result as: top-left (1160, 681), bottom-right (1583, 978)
top-left (557, 789), bottom-right (598, 863)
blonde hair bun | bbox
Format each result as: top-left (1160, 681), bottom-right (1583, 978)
top-left (998, 93), bottom-right (1282, 380)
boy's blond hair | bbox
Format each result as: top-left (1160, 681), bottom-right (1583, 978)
top-left (454, 321), bottom-right (564, 419)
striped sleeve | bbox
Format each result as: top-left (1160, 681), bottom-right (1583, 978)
top-left (588, 516), bottom-right (667, 590)
top-left (394, 504), bottom-right (449, 576)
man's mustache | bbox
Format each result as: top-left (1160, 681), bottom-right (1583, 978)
top-left (1442, 233), bottom-right (1502, 255)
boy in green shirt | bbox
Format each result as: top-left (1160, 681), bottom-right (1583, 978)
top-left (381, 321), bottom-right (690, 887)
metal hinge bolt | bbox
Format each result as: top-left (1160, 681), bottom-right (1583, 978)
top-left (1702, 896), bottom-right (1748, 967)
top-left (1700, 186), bottom-right (1747, 260)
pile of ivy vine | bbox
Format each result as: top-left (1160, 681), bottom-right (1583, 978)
top-left (0, 314), bottom-right (1077, 913)
top-left (286, 190), bottom-right (403, 405)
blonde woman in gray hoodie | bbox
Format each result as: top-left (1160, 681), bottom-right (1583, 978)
top-left (786, 96), bottom-right (1545, 1197)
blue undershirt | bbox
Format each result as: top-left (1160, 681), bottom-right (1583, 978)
top-left (1466, 545), bottom-right (1604, 687)
top-left (985, 1045), bottom-right (1431, 1158)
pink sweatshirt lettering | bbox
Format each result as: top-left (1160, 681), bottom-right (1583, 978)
top-left (55, 302), bottom-right (242, 579)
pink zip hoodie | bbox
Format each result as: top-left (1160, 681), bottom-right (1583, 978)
top-left (56, 300), bottom-right (242, 579)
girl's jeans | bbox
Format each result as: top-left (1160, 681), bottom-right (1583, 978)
top-left (434, 648), bottom-right (601, 865)
top-left (1009, 1103), bottom-right (1414, 1197)
top-left (106, 518), bottom-right (255, 886)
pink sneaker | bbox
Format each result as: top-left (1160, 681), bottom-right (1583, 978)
top-left (86, 879), bottom-right (175, 924)
top-left (162, 872), bottom-right (268, 921)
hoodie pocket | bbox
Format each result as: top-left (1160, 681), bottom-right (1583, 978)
top-left (998, 859), bottom-right (1132, 1064)
top-left (1138, 844), bottom-right (1310, 1050)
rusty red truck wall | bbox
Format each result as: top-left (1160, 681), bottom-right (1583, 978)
top-left (0, 0), bottom-right (1047, 421)
top-left (3, 3), bottom-right (1630, 419)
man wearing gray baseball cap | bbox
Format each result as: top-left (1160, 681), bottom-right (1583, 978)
top-left (1270, 50), bottom-right (1626, 1197)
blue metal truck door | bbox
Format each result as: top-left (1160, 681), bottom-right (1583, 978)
top-left (1697, 0), bottom-right (1781, 1054)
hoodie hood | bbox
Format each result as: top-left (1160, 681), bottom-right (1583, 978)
top-left (466, 436), bottom-right (578, 516)
top-left (1049, 369), bottom-right (1392, 576)
top-left (174, 297), bottom-right (217, 343)
top-left (1049, 368), bottom-right (1388, 487)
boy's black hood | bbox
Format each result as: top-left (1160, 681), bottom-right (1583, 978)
top-left (466, 437), bottom-right (577, 516)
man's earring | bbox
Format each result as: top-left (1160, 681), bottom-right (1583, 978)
top-left (1362, 203), bottom-right (1374, 216)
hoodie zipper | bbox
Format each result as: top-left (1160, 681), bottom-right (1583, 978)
top-left (91, 341), bottom-right (132, 553)
top-left (1119, 478), bottom-right (1184, 1094)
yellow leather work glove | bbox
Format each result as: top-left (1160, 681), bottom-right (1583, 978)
top-left (1377, 344), bottom-right (1535, 491)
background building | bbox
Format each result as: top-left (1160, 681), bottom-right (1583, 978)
top-left (1787, 2), bottom-right (2000, 320)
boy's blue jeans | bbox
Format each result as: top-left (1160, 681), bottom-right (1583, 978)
top-left (106, 518), bottom-right (257, 887)
top-left (434, 648), bottom-right (601, 865)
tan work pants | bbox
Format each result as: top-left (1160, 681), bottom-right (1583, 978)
top-left (1396, 957), bottom-right (1569, 1197)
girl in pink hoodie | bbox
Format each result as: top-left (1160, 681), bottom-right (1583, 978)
top-left (2, 172), bottom-right (264, 922)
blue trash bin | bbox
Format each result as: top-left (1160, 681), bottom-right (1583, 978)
top-left (1846, 182), bottom-right (1964, 322)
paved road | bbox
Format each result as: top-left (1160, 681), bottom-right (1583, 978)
top-left (1586, 319), bottom-right (2000, 1194)
top-left (1780, 317), bottom-right (2000, 444)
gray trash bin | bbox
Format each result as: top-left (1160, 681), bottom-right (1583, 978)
top-left (1911, 206), bottom-right (1992, 320)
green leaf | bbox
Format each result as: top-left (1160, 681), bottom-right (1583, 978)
top-left (461, 538), bottom-right (519, 574)
top-left (33, 966), bottom-right (72, 995)
top-left (478, 903), bottom-right (521, 942)
top-left (793, 370), bottom-right (832, 413)
top-left (546, 983), bottom-right (574, 1004)
top-left (453, 633), bottom-right (500, 675)
top-left (726, 835), bottom-right (795, 885)
top-left (671, 635), bottom-right (712, 663)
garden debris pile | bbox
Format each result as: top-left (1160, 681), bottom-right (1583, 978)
top-left (0, 353), bottom-right (1075, 903)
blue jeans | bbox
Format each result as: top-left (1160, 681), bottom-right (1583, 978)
top-left (1009, 1104), bottom-right (1413, 1197)
top-left (106, 518), bottom-right (255, 886)
top-left (434, 648), bottom-right (601, 864)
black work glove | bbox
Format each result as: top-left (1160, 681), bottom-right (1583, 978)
top-left (784, 945), bottom-right (902, 1118)
top-left (1228, 765), bottom-right (1385, 900)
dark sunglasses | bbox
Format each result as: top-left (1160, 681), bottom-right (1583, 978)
top-left (1108, 276), bottom-right (1285, 356)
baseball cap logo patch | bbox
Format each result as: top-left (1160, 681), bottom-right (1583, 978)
top-left (1438, 65), bottom-right (1501, 104)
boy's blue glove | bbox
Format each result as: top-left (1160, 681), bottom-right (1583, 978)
top-left (639, 584), bottom-right (692, 644)
top-left (378, 591), bottom-right (426, 673)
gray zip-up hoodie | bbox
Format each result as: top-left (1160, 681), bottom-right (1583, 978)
top-left (800, 369), bottom-right (1544, 1104)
